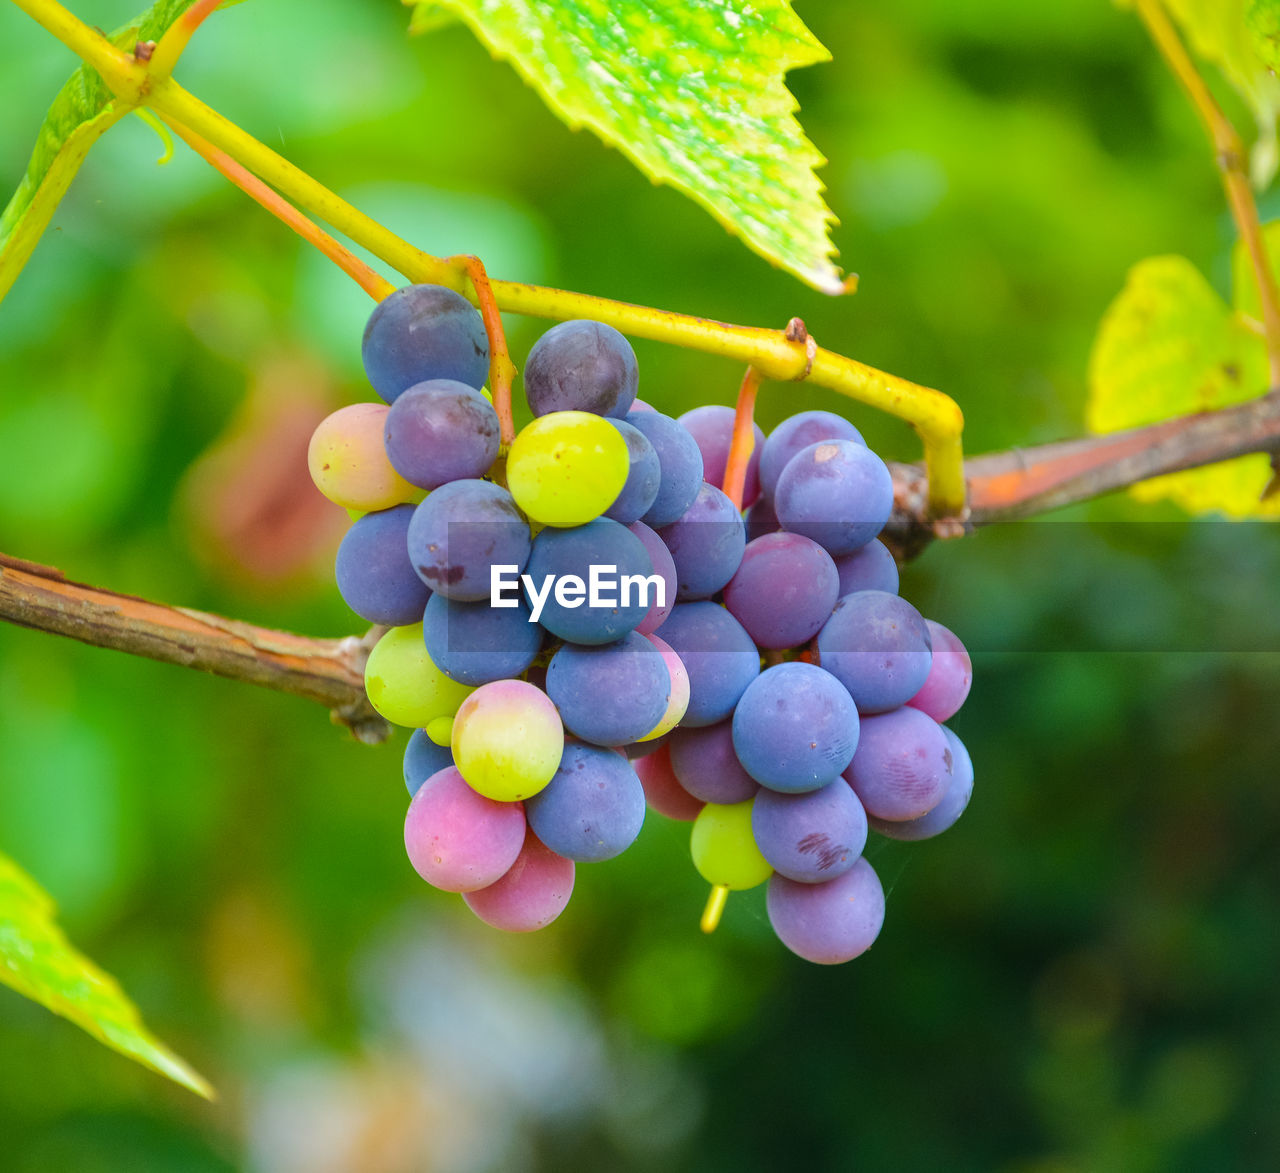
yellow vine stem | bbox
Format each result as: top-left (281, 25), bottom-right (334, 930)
top-left (146, 0), bottom-right (221, 82)
top-left (1135, 0), bottom-right (1280, 388)
top-left (162, 114), bottom-right (395, 302)
top-left (450, 254), bottom-right (517, 447)
top-left (9, 0), bottom-right (967, 518)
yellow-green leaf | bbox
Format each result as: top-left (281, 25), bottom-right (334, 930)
top-left (1164, 0), bottom-right (1280, 187)
top-left (1086, 254), bottom-right (1279, 517)
top-left (410, 0), bottom-right (842, 293)
top-left (0, 0), bottom-right (224, 305)
top-left (1246, 0), bottom-right (1280, 72)
top-left (0, 852), bottom-right (213, 1099)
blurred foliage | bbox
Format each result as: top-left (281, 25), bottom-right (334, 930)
top-left (1, 0), bottom-right (1279, 1170)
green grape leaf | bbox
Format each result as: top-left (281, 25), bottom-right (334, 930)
top-left (0, 852), bottom-right (213, 1098)
top-left (406, 2), bottom-right (460, 35)
top-left (0, 0), bottom-right (231, 305)
top-left (1086, 254), bottom-right (1280, 517)
top-left (409, 0), bottom-right (842, 293)
top-left (1246, 0), bottom-right (1280, 72)
top-left (1164, 0), bottom-right (1280, 186)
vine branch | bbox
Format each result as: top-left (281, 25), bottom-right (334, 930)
top-left (0, 554), bottom-right (389, 744)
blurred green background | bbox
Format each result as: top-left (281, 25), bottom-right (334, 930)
top-left (3, 1), bottom-right (1279, 1169)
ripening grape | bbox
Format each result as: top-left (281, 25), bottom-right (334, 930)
top-left (723, 532), bottom-right (839, 649)
top-left (907, 620), bottom-right (972, 722)
top-left (870, 726), bottom-right (974, 841)
top-left (690, 799), bottom-right (773, 890)
top-left (451, 680), bottom-right (565, 802)
top-left (766, 857), bottom-right (885, 964)
top-left (627, 521), bottom-right (676, 635)
top-left (525, 742), bottom-right (646, 861)
top-left (335, 504), bottom-right (431, 626)
top-left (751, 782), bottom-right (868, 884)
top-left (658, 482), bottom-right (747, 601)
top-left (625, 411), bottom-right (704, 527)
top-left (403, 728), bottom-right (453, 797)
top-left (403, 766), bottom-right (526, 892)
top-left (842, 706), bottom-right (952, 820)
top-left (523, 319), bottom-right (639, 418)
top-left (775, 438), bottom-right (894, 555)
top-left (758, 410), bottom-right (865, 500)
top-left (507, 411), bottom-right (630, 527)
top-left (678, 404), bottom-right (765, 507)
top-left (362, 284), bottom-right (489, 401)
top-left (462, 833), bottom-right (575, 932)
top-left (364, 624), bottom-right (475, 728)
top-left (604, 419), bottom-right (662, 523)
top-left (422, 593), bottom-right (543, 685)
top-left (637, 634), bottom-right (690, 740)
top-left (732, 663), bottom-right (860, 793)
top-left (667, 721), bottom-right (758, 805)
top-left (833, 539), bottom-right (900, 597)
top-left (546, 633), bottom-right (671, 746)
top-left (383, 379), bottom-right (500, 489)
top-left (816, 591), bottom-right (933, 714)
top-left (634, 744), bottom-right (704, 822)
top-left (308, 403), bottom-right (416, 511)
top-left (653, 602), bottom-right (759, 727)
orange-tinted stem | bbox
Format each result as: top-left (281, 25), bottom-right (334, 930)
top-left (162, 116), bottom-right (395, 302)
top-left (453, 254), bottom-right (516, 447)
top-left (148, 0), bottom-right (222, 78)
top-left (723, 366), bottom-right (763, 510)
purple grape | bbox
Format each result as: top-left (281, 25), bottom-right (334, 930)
top-left (635, 744), bottom-right (704, 821)
top-left (383, 379), bottom-right (500, 489)
top-left (870, 727), bottom-right (973, 841)
top-left (463, 833), bottom-right (575, 932)
top-left (842, 706), bottom-right (951, 820)
top-left (362, 285), bottom-right (489, 402)
top-left (546, 633), bottom-right (671, 746)
top-left (744, 494), bottom-right (780, 542)
top-left (833, 539), bottom-right (899, 597)
top-left (523, 319), bottom-right (638, 418)
top-left (816, 590), bottom-right (933, 714)
top-left (678, 404), bottom-right (765, 506)
top-left (403, 766), bottom-right (526, 892)
top-left (775, 439), bottom-right (894, 555)
top-left (723, 532), bottom-right (839, 649)
top-left (524, 517), bottom-right (654, 644)
top-left (604, 420), bottom-right (662, 523)
top-left (403, 728), bottom-right (453, 797)
top-left (525, 742), bottom-right (646, 861)
top-left (767, 857), bottom-right (885, 964)
top-left (626, 411), bottom-right (704, 527)
top-left (653, 602), bottom-right (759, 727)
top-left (335, 504), bottom-right (431, 625)
top-left (732, 662), bottom-right (860, 793)
top-left (657, 482), bottom-right (746, 601)
top-left (406, 479), bottom-right (531, 601)
top-left (759, 410), bottom-right (865, 499)
top-left (752, 782), bottom-right (868, 883)
top-left (667, 721), bottom-right (758, 804)
top-left (907, 620), bottom-right (972, 722)
top-left (422, 593), bottom-right (542, 685)
top-left (627, 521), bottom-right (677, 635)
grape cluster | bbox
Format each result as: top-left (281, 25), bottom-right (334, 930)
top-left (308, 284), bottom-right (973, 963)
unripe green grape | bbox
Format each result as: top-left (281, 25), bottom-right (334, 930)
top-left (426, 715), bottom-right (454, 746)
top-left (690, 799), bottom-right (773, 890)
top-left (452, 679), bottom-right (565, 801)
top-left (364, 624), bottom-right (474, 727)
top-left (506, 411), bottom-right (629, 527)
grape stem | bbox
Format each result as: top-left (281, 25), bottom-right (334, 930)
top-left (701, 884), bottom-right (730, 934)
top-left (0, 553), bottom-right (390, 744)
top-left (161, 114), bottom-right (396, 302)
top-left (723, 365), bottom-right (763, 511)
top-left (450, 254), bottom-right (517, 447)
top-left (5, 0), bottom-right (967, 521)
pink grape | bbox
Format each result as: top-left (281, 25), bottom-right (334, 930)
top-left (907, 620), bottom-right (972, 722)
top-left (635, 744), bottom-right (704, 821)
top-left (628, 520), bottom-right (676, 634)
top-left (403, 766), bottom-right (526, 892)
top-left (462, 834), bottom-right (575, 932)
top-left (766, 857), bottom-right (885, 964)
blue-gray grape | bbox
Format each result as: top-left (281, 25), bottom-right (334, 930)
top-left (362, 285), bottom-right (489, 402)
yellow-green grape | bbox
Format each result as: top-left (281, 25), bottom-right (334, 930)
top-left (506, 411), bottom-right (629, 527)
top-left (364, 624), bottom-right (474, 727)
top-left (452, 679), bottom-right (564, 801)
top-left (308, 402), bottom-right (416, 511)
top-left (691, 800), bottom-right (773, 890)
top-left (426, 715), bottom-right (454, 746)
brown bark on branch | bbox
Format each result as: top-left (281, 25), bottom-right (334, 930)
top-left (0, 554), bottom-right (389, 744)
top-left (886, 390), bottom-right (1280, 553)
